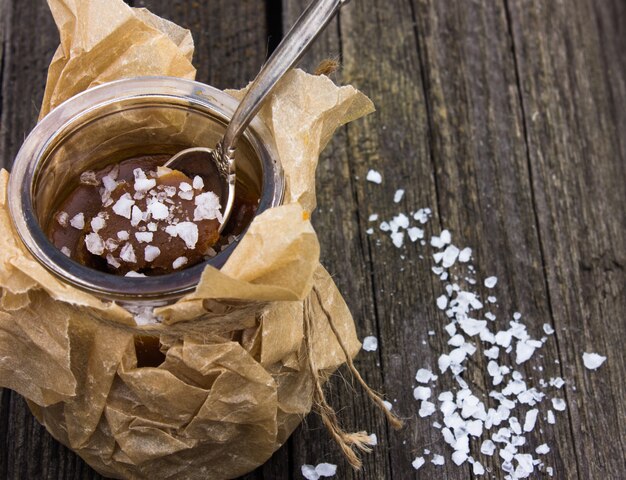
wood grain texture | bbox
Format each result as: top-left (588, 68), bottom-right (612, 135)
top-left (0, 0), bottom-right (624, 479)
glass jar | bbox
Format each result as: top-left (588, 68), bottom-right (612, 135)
top-left (8, 77), bottom-right (284, 305)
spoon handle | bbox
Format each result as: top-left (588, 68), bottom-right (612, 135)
top-left (220, 0), bottom-right (350, 156)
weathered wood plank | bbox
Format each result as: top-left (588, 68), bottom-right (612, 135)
top-left (134, 0), bottom-right (268, 90)
top-left (0, 0), bottom-right (57, 169)
top-left (506, 0), bottom-right (626, 477)
top-left (406, 0), bottom-right (579, 477)
top-left (281, 1), bottom-right (399, 479)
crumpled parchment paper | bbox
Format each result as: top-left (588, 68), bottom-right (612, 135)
top-left (0, 1), bottom-right (375, 478)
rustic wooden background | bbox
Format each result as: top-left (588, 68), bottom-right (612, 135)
top-left (1, 0), bottom-right (624, 478)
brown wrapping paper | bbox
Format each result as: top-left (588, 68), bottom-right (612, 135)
top-left (0, 1), bottom-right (377, 479)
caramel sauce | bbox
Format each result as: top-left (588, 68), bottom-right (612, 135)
top-left (47, 155), bottom-right (258, 275)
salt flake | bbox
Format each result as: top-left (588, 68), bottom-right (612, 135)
top-left (393, 189), bottom-right (405, 203)
top-left (315, 463), bottom-right (337, 477)
top-left (412, 457), bottom-right (425, 470)
top-left (70, 212), bottom-right (85, 230)
top-left (366, 169), bottom-right (382, 184)
top-left (362, 336), bottom-right (378, 352)
top-left (484, 276), bottom-right (498, 288)
top-left (582, 352), bottom-right (606, 370)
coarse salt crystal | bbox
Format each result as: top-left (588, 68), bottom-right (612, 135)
top-left (80, 170), bottom-right (98, 185)
top-left (368, 214), bottom-right (379, 221)
top-left (459, 318), bottom-right (487, 336)
top-left (547, 410), bottom-right (555, 424)
top-left (442, 245), bottom-right (460, 268)
top-left (549, 377), bottom-right (565, 388)
top-left (413, 386), bottom-right (431, 401)
top-left (175, 222), bottom-right (199, 249)
top-left (194, 191), bottom-right (223, 223)
top-left (436, 295), bottom-right (448, 310)
top-left (415, 368), bottom-right (435, 383)
top-left (413, 208), bottom-right (431, 224)
top-left (70, 212), bottom-right (85, 230)
top-left (172, 256), bottom-right (188, 269)
top-left (134, 178), bottom-right (156, 192)
top-left (179, 181), bottom-right (192, 192)
top-left (485, 346), bottom-right (499, 359)
top-left (412, 457), bottom-right (425, 470)
top-left (112, 194), bottom-right (135, 219)
top-left (133, 168), bottom-right (147, 180)
top-left (135, 232), bottom-right (153, 243)
top-left (84, 233), bottom-right (104, 255)
top-left (315, 463), bottom-right (337, 477)
top-left (105, 238), bottom-right (119, 252)
top-left (582, 352), bottom-right (606, 370)
top-left (383, 400), bottom-right (392, 411)
top-left (543, 323), bottom-right (555, 335)
top-left (117, 230), bottom-right (129, 241)
top-left (419, 400), bottom-right (436, 417)
top-left (551, 398), bottom-right (566, 411)
top-left (523, 409), bottom-right (538, 432)
top-left (458, 247), bottom-right (472, 262)
top-left (362, 336), bottom-right (378, 351)
top-left (56, 211), bottom-right (69, 227)
top-left (407, 227), bottom-right (424, 242)
top-left (484, 276), bottom-right (498, 288)
top-left (431, 236), bottom-right (445, 248)
top-left (393, 189), bottom-right (405, 203)
top-left (90, 215), bottom-right (106, 232)
top-left (481, 439), bottom-right (496, 455)
top-left (366, 169), bottom-right (382, 184)
top-left (451, 450), bottom-right (468, 466)
top-left (148, 201), bottom-right (169, 220)
top-left (192, 176), bottom-right (204, 190)
top-left (391, 231), bottom-right (404, 248)
top-left (514, 453), bottom-right (535, 477)
top-left (102, 172), bottom-right (118, 192)
top-left (473, 461), bottom-right (485, 475)
top-left (391, 213), bottom-right (410, 230)
top-left (179, 190), bottom-right (194, 201)
top-left (431, 454), bottom-right (445, 465)
top-left (106, 254), bottom-right (120, 269)
top-left (516, 340), bottom-right (538, 364)
top-left (144, 245), bottom-right (161, 262)
top-left (125, 271), bottom-right (145, 278)
top-left (368, 433), bottom-right (378, 446)
top-left (120, 243), bottom-right (137, 263)
top-left (535, 444), bottom-right (550, 455)
top-left (301, 465), bottom-right (318, 480)
top-left (60, 246), bottom-right (71, 257)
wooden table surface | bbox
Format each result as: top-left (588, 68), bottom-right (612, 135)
top-left (1, 0), bottom-right (624, 479)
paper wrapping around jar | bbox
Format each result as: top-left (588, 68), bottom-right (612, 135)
top-left (0, 1), bottom-right (376, 479)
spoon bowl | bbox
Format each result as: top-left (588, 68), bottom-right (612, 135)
top-left (164, 146), bottom-right (235, 233)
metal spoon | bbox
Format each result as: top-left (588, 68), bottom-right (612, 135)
top-left (164, 0), bottom-right (350, 232)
